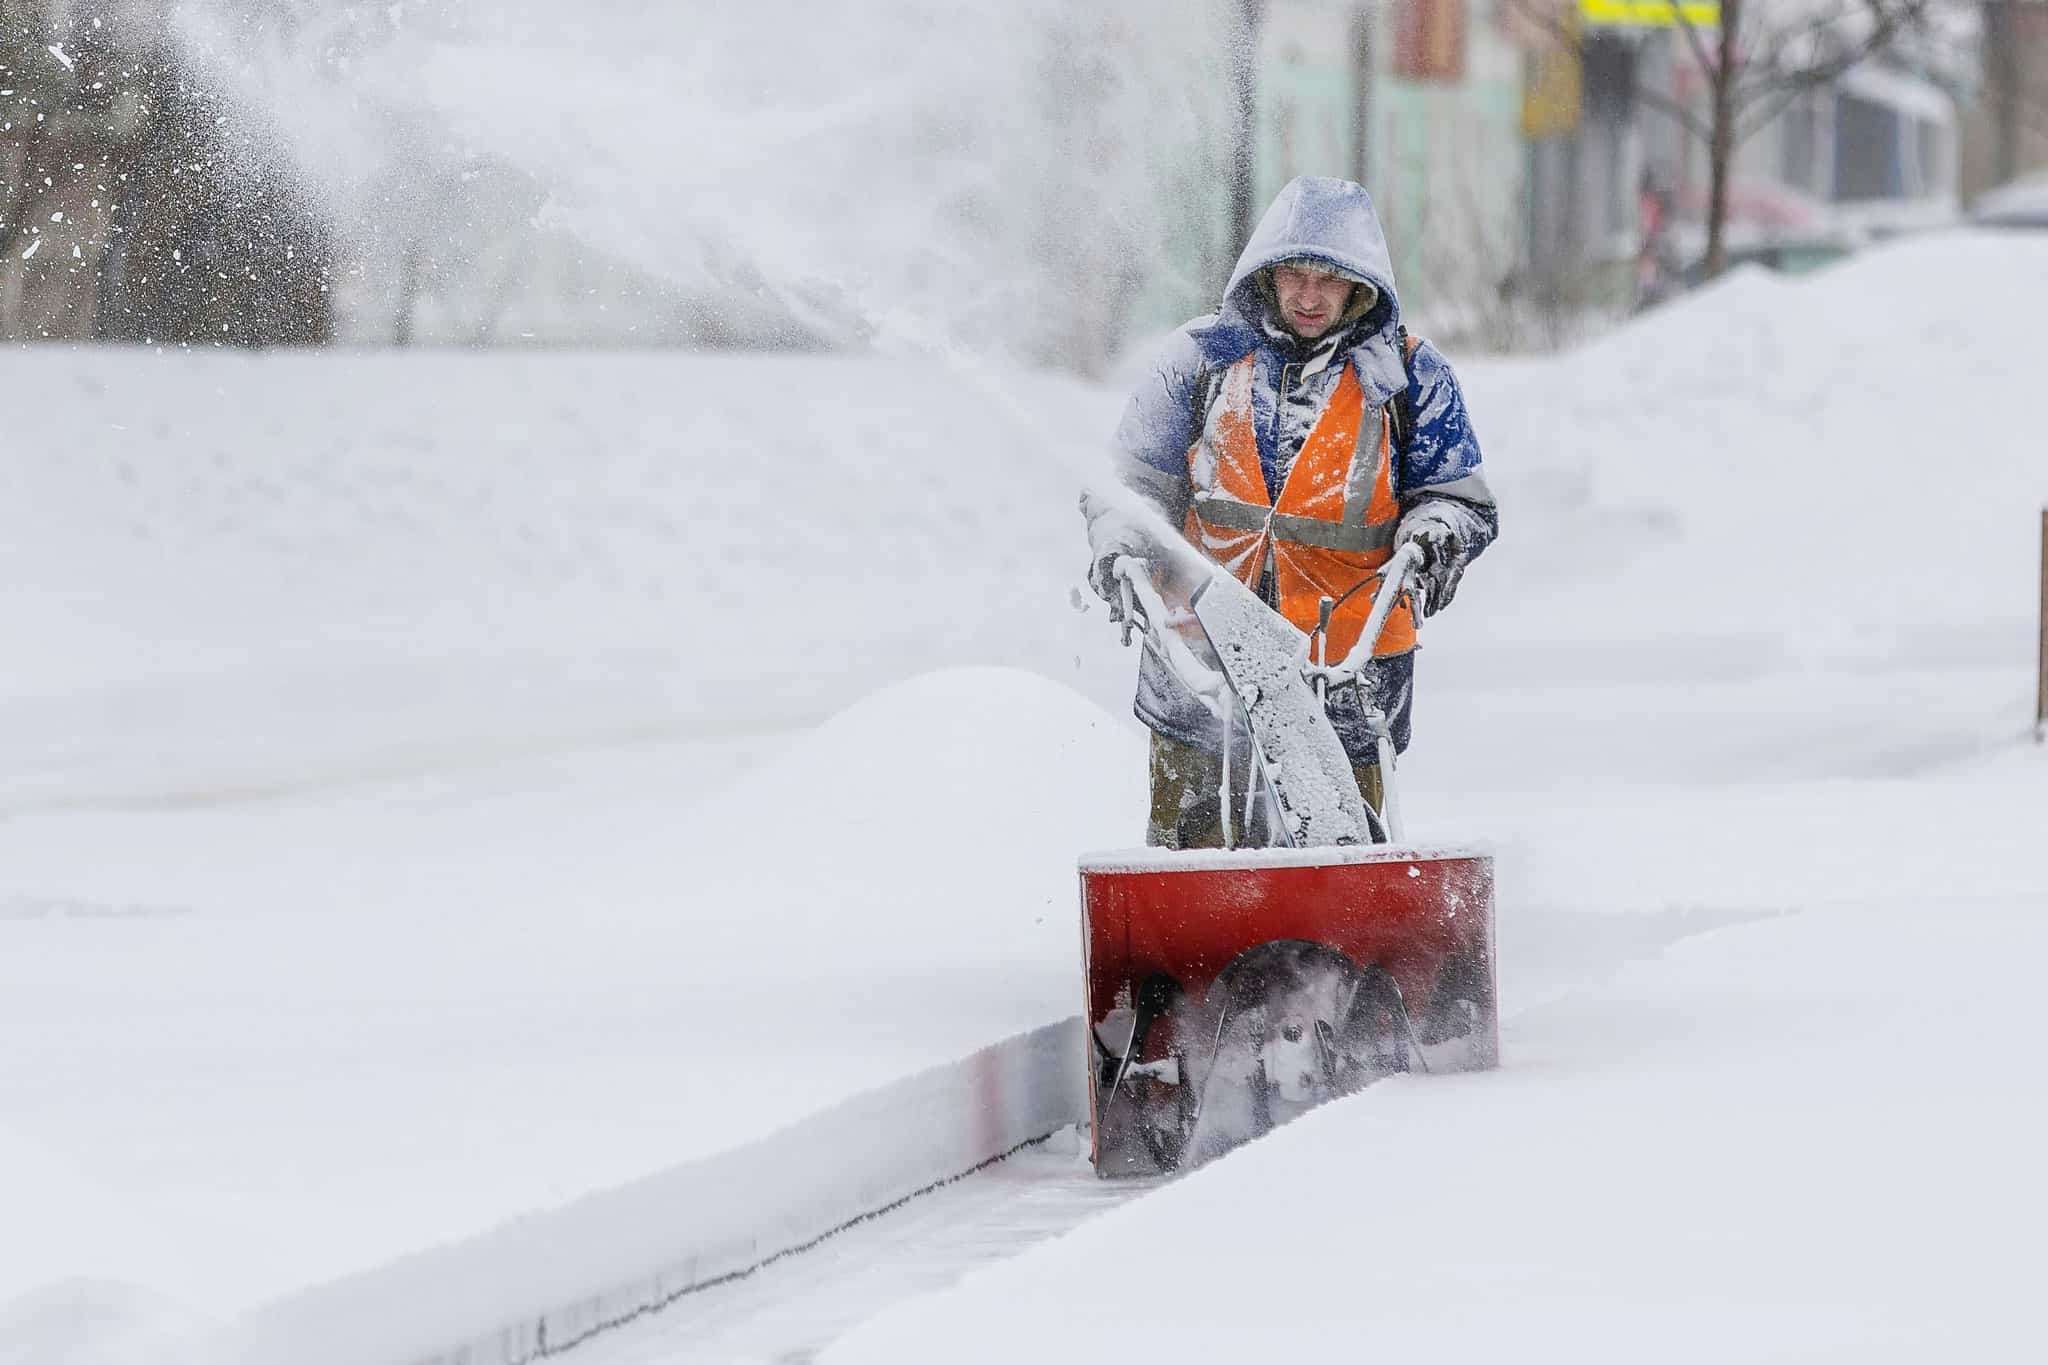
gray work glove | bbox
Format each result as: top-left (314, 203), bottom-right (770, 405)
top-left (1079, 490), bottom-right (1151, 624)
top-left (1393, 507), bottom-right (1469, 617)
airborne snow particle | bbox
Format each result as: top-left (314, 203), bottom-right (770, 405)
top-left (47, 44), bottom-right (74, 72)
top-left (22, 237), bottom-right (40, 259)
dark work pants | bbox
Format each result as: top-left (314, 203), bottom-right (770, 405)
top-left (1145, 732), bottom-right (1384, 850)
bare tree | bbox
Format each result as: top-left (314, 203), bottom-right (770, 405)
top-left (0, 1), bottom-right (334, 345)
top-left (1512, 0), bottom-right (1942, 278)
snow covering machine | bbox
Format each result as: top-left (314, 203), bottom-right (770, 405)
top-left (1083, 543), bottom-right (1497, 1177)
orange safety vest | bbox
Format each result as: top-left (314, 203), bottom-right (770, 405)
top-left (1184, 350), bottom-right (1416, 662)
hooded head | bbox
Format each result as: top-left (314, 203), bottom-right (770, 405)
top-left (1198, 176), bottom-right (1407, 395)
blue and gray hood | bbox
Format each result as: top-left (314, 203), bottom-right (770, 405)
top-left (1195, 176), bottom-right (1408, 401)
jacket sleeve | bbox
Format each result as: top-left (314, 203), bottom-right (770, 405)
top-left (1396, 339), bottom-right (1498, 561)
top-left (1109, 323), bottom-right (1209, 524)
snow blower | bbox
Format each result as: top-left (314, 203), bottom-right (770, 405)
top-left (1082, 543), bottom-right (1497, 1177)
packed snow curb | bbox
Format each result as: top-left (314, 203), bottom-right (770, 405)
top-left (216, 1021), bottom-right (1085, 1365)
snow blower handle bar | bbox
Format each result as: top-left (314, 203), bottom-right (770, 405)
top-left (1108, 556), bottom-right (1231, 712)
top-left (1301, 541), bottom-right (1427, 695)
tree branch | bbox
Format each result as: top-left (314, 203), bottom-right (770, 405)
top-left (1730, 0), bottom-right (1932, 145)
top-left (1666, 0), bottom-right (1724, 86)
top-left (1733, 0), bottom-right (1927, 109)
top-left (1637, 80), bottom-right (1711, 143)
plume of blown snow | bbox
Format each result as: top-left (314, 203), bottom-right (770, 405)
top-left (170, 0), bottom-right (1242, 370)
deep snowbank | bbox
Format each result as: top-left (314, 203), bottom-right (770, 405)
top-left (0, 340), bottom-right (1146, 1359)
top-left (0, 348), bottom-right (1128, 812)
top-left (1438, 229), bottom-right (2048, 695)
top-left (219, 1020), bottom-right (1081, 1365)
top-left (0, 666), bottom-right (1140, 1336)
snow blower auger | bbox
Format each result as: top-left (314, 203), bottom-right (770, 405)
top-left (1083, 543), bottom-right (1497, 1178)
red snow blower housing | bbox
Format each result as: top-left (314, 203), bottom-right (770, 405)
top-left (1083, 543), bottom-right (1497, 1177)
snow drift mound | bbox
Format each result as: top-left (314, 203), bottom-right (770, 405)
top-left (0, 666), bottom-right (1141, 1331)
top-left (0, 349), bottom-right (1130, 807)
top-left (583, 664), bottom-right (1152, 975)
top-left (0, 1129), bottom-right (211, 1312)
top-left (1447, 228), bottom-right (2048, 679)
top-left (0, 1277), bottom-right (213, 1365)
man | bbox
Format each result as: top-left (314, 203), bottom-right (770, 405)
top-left (1084, 175), bottom-right (1497, 849)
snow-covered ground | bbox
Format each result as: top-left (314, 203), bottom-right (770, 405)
top-left (0, 350), bottom-right (1137, 1358)
top-left (6, 228), bottom-right (2048, 1364)
top-left (828, 881), bottom-right (2048, 1365)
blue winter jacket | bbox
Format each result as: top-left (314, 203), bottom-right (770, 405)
top-left (1111, 176), bottom-right (1498, 762)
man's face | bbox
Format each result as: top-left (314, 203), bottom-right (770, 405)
top-left (1270, 263), bottom-right (1356, 340)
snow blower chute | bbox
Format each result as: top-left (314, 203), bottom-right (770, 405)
top-left (1082, 542), bottom-right (1497, 1177)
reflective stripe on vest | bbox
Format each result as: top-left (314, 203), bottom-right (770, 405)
top-left (1184, 353), bottom-right (1416, 661)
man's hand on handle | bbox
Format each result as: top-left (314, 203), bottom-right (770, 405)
top-left (1299, 541), bottom-right (1427, 695)
top-left (1081, 490), bottom-right (1153, 625)
top-left (1393, 506), bottom-right (1470, 617)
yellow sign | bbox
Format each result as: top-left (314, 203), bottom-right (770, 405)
top-left (1579, 0), bottom-right (1720, 26)
top-left (1522, 45), bottom-right (1582, 139)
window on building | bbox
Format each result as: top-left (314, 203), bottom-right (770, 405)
top-left (1392, 0), bottom-right (1465, 82)
top-left (1834, 93), bottom-right (1902, 202)
top-left (1781, 95), bottom-right (1819, 197)
top-left (1580, 34), bottom-right (1635, 122)
top-left (1916, 117), bottom-right (1946, 199)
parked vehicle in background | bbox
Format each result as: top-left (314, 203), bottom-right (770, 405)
top-left (1677, 234), bottom-right (1860, 289)
top-left (1970, 174), bottom-right (2048, 229)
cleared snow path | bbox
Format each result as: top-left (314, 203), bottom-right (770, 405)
top-left (556, 1132), bottom-right (1135, 1365)
top-left (552, 905), bottom-right (1748, 1365)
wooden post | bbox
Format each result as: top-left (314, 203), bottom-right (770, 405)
top-left (1229, 0), bottom-right (1265, 263)
top-left (1349, 3), bottom-right (1374, 191)
top-left (2037, 507), bottom-right (2047, 742)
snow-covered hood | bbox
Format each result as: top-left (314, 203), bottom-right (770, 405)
top-left (1195, 176), bottom-right (1408, 400)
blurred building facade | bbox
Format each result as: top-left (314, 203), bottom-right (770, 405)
top-left (1515, 0), bottom-right (1963, 314)
top-left (0, 0), bottom-right (2017, 358)
top-left (1227, 0), bottom-right (1975, 343)
top-left (1254, 0), bottom-right (1526, 337)
top-left (1960, 0), bottom-right (2048, 197)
